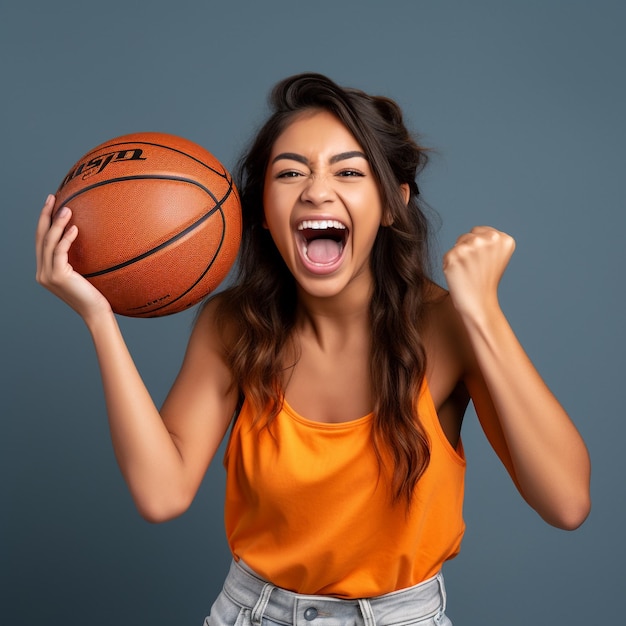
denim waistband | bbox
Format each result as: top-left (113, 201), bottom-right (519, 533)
top-left (221, 559), bottom-right (448, 626)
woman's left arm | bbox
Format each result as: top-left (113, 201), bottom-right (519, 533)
top-left (444, 226), bottom-right (591, 530)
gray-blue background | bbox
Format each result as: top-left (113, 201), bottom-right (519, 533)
top-left (2, 1), bottom-right (624, 624)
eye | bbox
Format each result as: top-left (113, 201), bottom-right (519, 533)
top-left (336, 169), bottom-right (365, 178)
top-left (276, 170), bottom-right (304, 179)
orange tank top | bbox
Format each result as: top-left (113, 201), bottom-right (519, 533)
top-left (223, 383), bottom-right (466, 598)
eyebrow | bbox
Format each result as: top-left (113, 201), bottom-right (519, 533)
top-left (271, 150), bottom-right (368, 165)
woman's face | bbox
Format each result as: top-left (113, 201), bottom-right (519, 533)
top-left (263, 110), bottom-right (385, 302)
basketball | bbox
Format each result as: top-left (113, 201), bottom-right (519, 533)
top-left (52, 132), bottom-right (241, 317)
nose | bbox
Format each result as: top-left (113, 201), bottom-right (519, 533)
top-left (300, 174), bottom-right (334, 206)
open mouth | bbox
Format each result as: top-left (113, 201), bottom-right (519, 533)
top-left (297, 219), bottom-right (348, 266)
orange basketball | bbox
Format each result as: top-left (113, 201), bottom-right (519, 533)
top-left (53, 132), bottom-right (241, 317)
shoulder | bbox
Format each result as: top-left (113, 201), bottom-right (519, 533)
top-left (178, 293), bottom-right (240, 393)
top-left (420, 281), bottom-right (474, 399)
top-left (421, 281), bottom-right (465, 351)
top-left (193, 291), bottom-right (240, 354)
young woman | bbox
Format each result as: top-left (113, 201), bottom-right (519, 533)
top-left (36, 73), bottom-right (591, 625)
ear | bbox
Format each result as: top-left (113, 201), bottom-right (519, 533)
top-left (382, 184), bottom-right (410, 227)
top-left (400, 183), bottom-right (410, 205)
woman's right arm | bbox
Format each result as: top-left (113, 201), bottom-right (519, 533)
top-left (36, 195), bottom-right (238, 522)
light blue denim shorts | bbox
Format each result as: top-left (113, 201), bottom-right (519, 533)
top-left (204, 559), bottom-right (453, 626)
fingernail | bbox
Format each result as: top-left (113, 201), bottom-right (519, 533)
top-left (46, 193), bottom-right (54, 204)
top-left (58, 206), bottom-right (70, 217)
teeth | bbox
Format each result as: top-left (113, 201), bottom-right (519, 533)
top-left (297, 220), bottom-right (347, 230)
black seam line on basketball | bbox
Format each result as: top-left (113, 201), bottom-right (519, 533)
top-left (81, 141), bottom-right (228, 179)
top-left (128, 209), bottom-right (227, 315)
top-left (81, 178), bottom-right (234, 278)
top-left (59, 173), bottom-right (227, 212)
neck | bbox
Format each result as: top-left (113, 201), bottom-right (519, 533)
top-left (295, 278), bottom-right (373, 351)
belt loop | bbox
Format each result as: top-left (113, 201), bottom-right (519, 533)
top-left (436, 572), bottom-right (447, 612)
top-left (358, 598), bottom-right (377, 626)
top-left (251, 582), bottom-right (275, 625)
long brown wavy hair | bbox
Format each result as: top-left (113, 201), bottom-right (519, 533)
top-left (212, 73), bottom-right (433, 506)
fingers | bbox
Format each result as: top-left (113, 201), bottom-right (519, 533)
top-left (443, 226), bottom-right (517, 319)
top-left (443, 226), bottom-right (516, 281)
top-left (35, 196), bottom-right (77, 286)
top-left (451, 226), bottom-right (515, 256)
top-left (454, 226), bottom-right (504, 243)
top-left (35, 196), bottom-right (113, 319)
top-left (53, 219), bottom-right (79, 266)
top-left (35, 194), bottom-right (56, 271)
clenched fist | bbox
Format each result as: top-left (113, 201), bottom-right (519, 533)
top-left (443, 226), bottom-right (515, 320)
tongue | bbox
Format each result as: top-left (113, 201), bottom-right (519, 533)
top-left (306, 238), bottom-right (342, 264)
